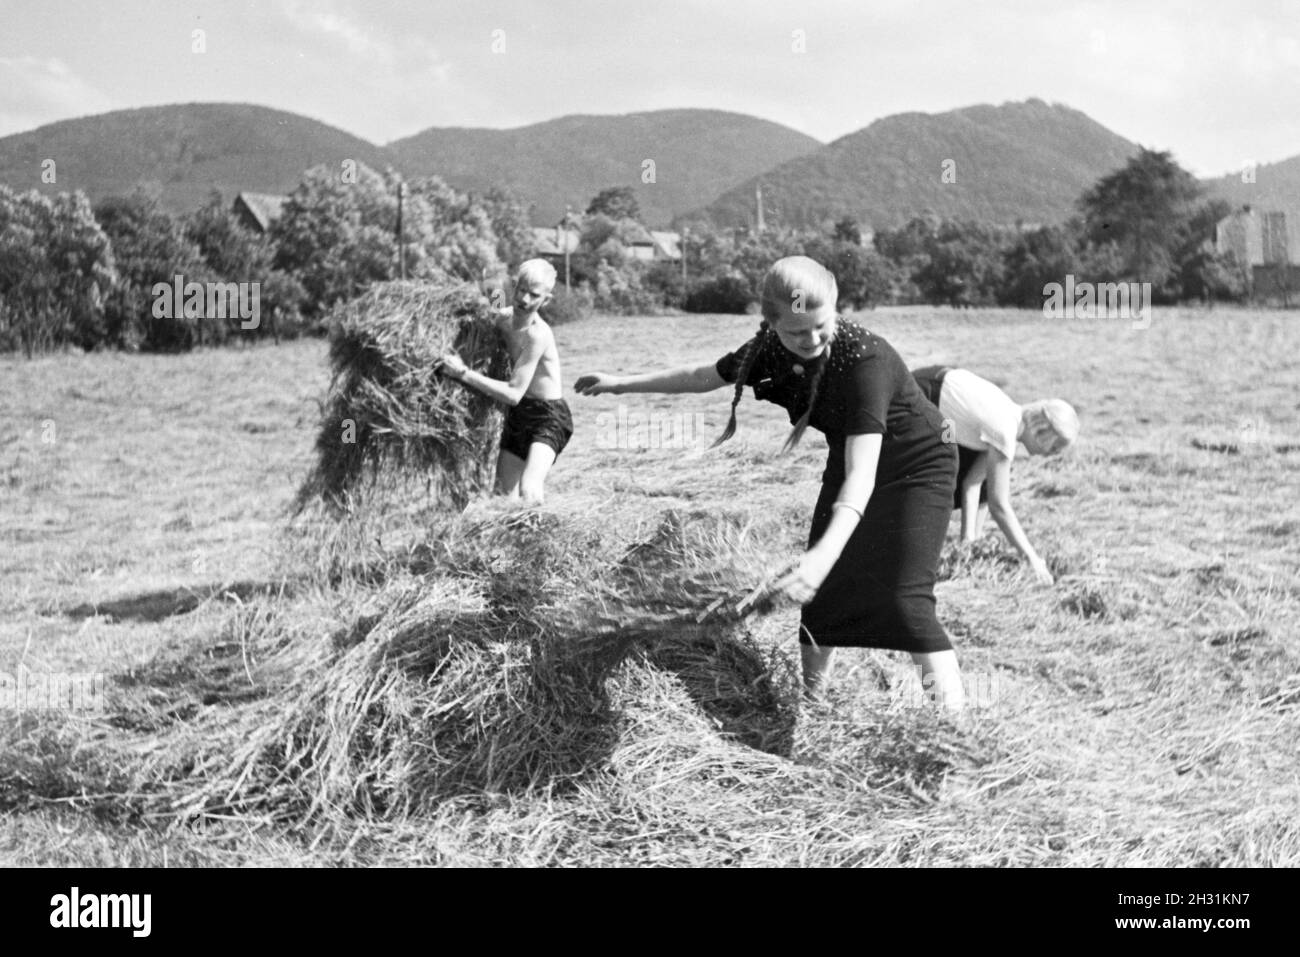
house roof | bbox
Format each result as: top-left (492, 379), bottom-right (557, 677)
top-left (620, 222), bottom-right (656, 246)
top-left (233, 192), bottom-right (288, 231)
top-left (531, 226), bottom-right (580, 256)
top-left (650, 231), bottom-right (682, 259)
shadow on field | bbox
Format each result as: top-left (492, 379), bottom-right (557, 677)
top-left (639, 625), bottom-right (798, 758)
top-left (63, 580), bottom-right (299, 623)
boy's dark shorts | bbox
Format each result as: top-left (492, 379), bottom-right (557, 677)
top-left (500, 396), bottom-right (574, 460)
top-left (954, 445), bottom-right (989, 511)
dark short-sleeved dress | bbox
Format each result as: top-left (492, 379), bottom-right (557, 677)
top-left (716, 318), bottom-right (957, 652)
top-left (911, 365), bottom-right (989, 511)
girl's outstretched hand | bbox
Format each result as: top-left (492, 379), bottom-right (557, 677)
top-left (774, 549), bottom-right (835, 605)
top-left (573, 373), bottom-right (621, 396)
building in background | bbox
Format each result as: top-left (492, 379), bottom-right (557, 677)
top-left (530, 223), bottom-right (681, 265)
top-left (232, 192), bottom-right (288, 234)
top-left (1214, 205), bottom-right (1300, 301)
top-left (531, 225), bottom-right (580, 263)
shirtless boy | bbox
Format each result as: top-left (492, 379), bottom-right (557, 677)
top-left (437, 259), bottom-right (571, 503)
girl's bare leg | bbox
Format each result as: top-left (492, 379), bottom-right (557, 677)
top-left (802, 644), bottom-right (835, 695)
top-left (910, 650), bottom-right (965, 711)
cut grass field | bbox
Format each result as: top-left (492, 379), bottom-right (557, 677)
top-left (1, 305), bottom-right (1297, 866)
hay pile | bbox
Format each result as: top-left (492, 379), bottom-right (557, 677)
top-left (295, 281), bottom-right (513, 512)
top-left (150, 508), bottom-right (798, 823)
top-left (0, 503), bottom-right (1011, 863)
top-left (0, 507), bottom-right (814, 824)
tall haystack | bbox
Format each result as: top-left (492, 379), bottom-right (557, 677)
top-left (295, 281), bottom-right (512, 512)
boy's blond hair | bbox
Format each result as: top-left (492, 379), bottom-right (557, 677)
top-left (1024, 398), bottom-right (1081, 448)
top-left (515, 258), bottom-right (557, 292)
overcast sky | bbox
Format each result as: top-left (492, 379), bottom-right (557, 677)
top-left (1, 0), bottom-right (1296, 176)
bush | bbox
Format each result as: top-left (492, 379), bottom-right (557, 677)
top-left (0, 186), bottom-right (116, 355)
top-left (912, 220), bottom-right (1010, 307)
top-left (1179, 249), bottom-right (1249, 304)
top-left (257, 270), bottom-right (310, 340)
top-left (591, 260), bottom-right (659, 314)
top-left (94, 192), bottom-right (215, 351)
top-left (802, 237), bottom-right (897, 310)
top-left (540, 283), bottom-right (592, 325)
top-left (997, 225), bottom-right (1080, 308)
top-left (684, 275), bottom-right (752, 314)
top-left (643, 260), bottom-right (687, 310)
top-left (271, 165), bottom-right (502, 318)
top-left (184, 195), bottom-right (308, 342)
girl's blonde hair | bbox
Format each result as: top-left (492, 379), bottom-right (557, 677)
top-left (760, 256), bottom-right (838, 323)
top-left (711, 256), bottom-right (838, 454)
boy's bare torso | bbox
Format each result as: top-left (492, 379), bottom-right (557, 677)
top-left (497, 308), bottom-right (563, 401)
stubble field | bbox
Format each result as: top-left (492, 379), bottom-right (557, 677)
top-left (1, 305), bottom-right (1297, 866)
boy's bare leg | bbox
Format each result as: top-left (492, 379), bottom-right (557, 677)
top-left (518, 442), bottom-right (558, 504)
top-left (495, 449), bottom-right (526, 498)
top-left (910, 650), bottom-right (965, 712)
top-left (801, 644), bottom-right (835, 696)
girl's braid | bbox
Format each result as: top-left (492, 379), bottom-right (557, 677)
top-left (710, 320), bottom-right (768, 449)
top-left (781, 339), bottom-right (830, 455)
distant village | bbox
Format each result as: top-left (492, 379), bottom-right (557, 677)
top-left (232, 189), bottom-right (1299, 302)
top-left (232, 190), bottom-right (684, 265)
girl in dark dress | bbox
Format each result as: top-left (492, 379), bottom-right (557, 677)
top-left (575, 257), bottom-right (964, 707)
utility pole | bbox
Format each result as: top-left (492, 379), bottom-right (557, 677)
top-left (681, 226), bottom-right (688, 285)
top-left (562, 205), bottom-right (573, 292)
top-left (396, 181), bottom-right (406, 280)
top-left (756, 182), bottom-right (765, 234)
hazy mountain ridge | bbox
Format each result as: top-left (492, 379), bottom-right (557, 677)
top-left (1205, 155), bottom-right (1300, 214)
top-left (1, 99), bottom-right (1294, 231)
top-left (0, 104), bottom-right (392, 213)
top-left (0, 105), bottom-right (821, 226)
top-left (685, 99), bottom-right (1146, 229)
top-left (387, 109), bottom-right (823, 226)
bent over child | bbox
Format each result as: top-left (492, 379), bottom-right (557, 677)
top-left (912, 365), bottom-right (1079, 585)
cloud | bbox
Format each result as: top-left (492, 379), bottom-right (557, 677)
top-left (0, 56), bottom-right (116, 136)
top-left (275, 0), bottom-right (447, 79)
top-left (280, 0), bottom-right (396, 64)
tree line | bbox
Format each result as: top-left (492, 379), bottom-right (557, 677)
top-left (0, 148), bottom-right (1253, 355)
top-left (670, 149), bottom-right (1248, 313)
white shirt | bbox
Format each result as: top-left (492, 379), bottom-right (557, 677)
top-left (938, 369), bottom-right (1023, 460)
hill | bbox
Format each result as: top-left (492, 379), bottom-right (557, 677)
top-left (387, 109), bottom-right (822, 227)
top-left (685, 99), bottom-right (1140, 230)
top-left (0, 103), bottom-right (392, 213)
top-left (1204, 154), bottom-right (1300, 214)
